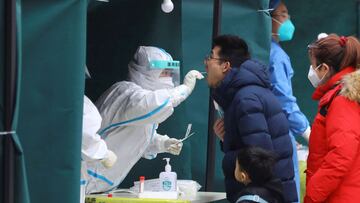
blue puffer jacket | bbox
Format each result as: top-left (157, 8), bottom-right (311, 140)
top-left (212, 59), bottom-right (297, 203)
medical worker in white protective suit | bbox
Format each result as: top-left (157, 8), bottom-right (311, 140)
top-left (85, 46), bottom-right (204, 193)
top-left (80, 67), bottom-right (117, 202)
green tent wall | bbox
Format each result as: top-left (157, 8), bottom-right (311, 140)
top-left (15, 1), bottom-right (87, 203)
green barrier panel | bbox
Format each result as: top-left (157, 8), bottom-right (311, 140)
top-left (17, 1), bottom-right (87, 202)
top-left (222, 0), bottom-right (271, 65)
top-left (183, 0), bottom-right (272, 195)
top-left (181, 0), bottom-right (214, 192)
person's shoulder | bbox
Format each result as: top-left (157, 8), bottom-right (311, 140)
top-left (110, 81), bottom-right (140, 90)
top-left (270, 41), bottom-right (289, 61)
top-left (232, 89), bottom-right (263, 110)
top-left (114, 80), bottom-right (134, 86)
top-left (241, 59), bottom-right (267, 70)
top-left (238, 59), bottom-right (269, 80)
top-left (270, 40), bottom-right (283, 52)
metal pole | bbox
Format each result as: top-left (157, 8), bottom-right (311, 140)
top-left (4, 0), bottom-right (17, 202)
top-left (205, 0), bottom-right (221, 192)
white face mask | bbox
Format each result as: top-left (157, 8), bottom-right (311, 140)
top-left (158, 77), bottom-right (175, 89)
top-left (307, 64), bottom-right (323, 87)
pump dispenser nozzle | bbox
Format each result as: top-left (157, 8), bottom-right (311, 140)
top-left (163, 158), bottom-right (172, 172)
top-left (159, 157), bottom-right (177, 192)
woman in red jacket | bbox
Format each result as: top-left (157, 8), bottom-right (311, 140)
top-left (305, 34), bottom-right (360, 203)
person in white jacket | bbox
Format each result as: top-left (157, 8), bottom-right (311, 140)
top-left (81, 94), bottom-right (117, 202)
top-left (85, 46), bottom-right (203, 193)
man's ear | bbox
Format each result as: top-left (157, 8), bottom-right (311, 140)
top-left (222, 61), bottom-right (231, 73)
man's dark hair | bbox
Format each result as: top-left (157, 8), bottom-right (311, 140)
top-left (237, 147), bottom-right (277, 185)
top-left (212, 34), bottom-right (250, 67)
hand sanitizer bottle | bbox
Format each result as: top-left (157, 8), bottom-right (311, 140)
top-left (159, 158), bottom-right (177, 192)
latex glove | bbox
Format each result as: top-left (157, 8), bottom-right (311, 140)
top-left (170, 70), bottom-right (204, 107)
top-left (213, 118), bottom-right (225, 141)
top-left (183, 70), bottom-right (204, 91)
top-left (100, 150), bottom-right (117, 168)
top-left (164, 138), bottom-right (183, 155)
top-left (302, 127), bottom-right (311, 143)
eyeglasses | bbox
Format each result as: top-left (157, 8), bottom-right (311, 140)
top-left (204, 54), bottom-right (225, 62)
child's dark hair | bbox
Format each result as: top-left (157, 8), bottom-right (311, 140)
top-left (212, 34), bottom-right (250, 67)
top-left (237, 147), bottom-right (277, 185)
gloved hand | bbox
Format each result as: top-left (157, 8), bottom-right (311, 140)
top-left (170, 70), bottom-right (204, 107)
top-left (183, 70), bottom-right (204, 91)
top-left (101, 150), bottom-right (117, 168)
top-left (163, 138), bottom-right (183, 155)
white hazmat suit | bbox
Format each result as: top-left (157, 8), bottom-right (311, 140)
top-left (85, 46), bottom-right (203, 193)
top-left (81, 96), bottom-right (117, 202)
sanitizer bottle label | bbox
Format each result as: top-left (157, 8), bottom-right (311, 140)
top-left (162, 180), bottom-right (172, 191)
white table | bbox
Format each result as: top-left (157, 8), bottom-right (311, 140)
top-left (86, 191), bottom-right (226, 203)
top-left (184, 192), bottom-right (226, 203)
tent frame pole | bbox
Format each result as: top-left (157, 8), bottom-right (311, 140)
top-left (205, 0), bottom-right (222, 192)
top-left (3, 0), bottom-right (17, 202)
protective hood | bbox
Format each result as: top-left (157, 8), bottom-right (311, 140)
top-left (128, 46), bottom-right (176, 90)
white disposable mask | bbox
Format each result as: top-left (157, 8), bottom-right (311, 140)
top-left (158, 77), bottom-right (175, 89)
top-left (307, 64), bottom-right (323, 88)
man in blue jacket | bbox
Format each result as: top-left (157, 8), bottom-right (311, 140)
top-left (207, 35), bottom-right (297, 203)
top-left (269, 1), bottom-right (311, 200)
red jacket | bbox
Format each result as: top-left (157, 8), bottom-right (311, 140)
top-left (305, 67), bottom-right (360, 203)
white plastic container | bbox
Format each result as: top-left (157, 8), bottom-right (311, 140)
top-left (159, 158), bottom-right (177, 192)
